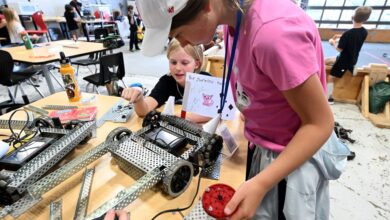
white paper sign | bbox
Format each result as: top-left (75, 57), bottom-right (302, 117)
top-left (183, 73), bottom-right (237, 120)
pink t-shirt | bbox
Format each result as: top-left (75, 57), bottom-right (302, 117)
top-left (226, 0), bottom-right (326, 152)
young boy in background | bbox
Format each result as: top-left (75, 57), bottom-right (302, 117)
top-left (325, 6), bottom-right (372, 103)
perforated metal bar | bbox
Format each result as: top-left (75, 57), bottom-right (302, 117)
top-left (42, 105), bottom-right (78, 110)
top-left (0, 119), bottom-right (33, 130)
top-left (0, 206), bottom-right (12, 218)
top-left (84, 168), bottom-right (163, 220)
top-left (7, 121), bottom-right (96, 194)
top-left (184, 199), bottom-right (215, 220)
top-left (160, 115), bottom-right (203, 135)
top-left (28, 141), bottom-right (108, 199)
top-left (73, 168), bottom-right (94, 220)
top-left (40, 127), bottom-right (72, 135)
top-left (201, 154), bottom-right (223, 180)
top-left (23, 105), bottom-right (48, 116)
top-left (49, 199), bottom-right (62, 220)
top-left (9, 194), bottom-right (41, 218)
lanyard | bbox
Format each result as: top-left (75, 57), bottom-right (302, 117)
top-left (219, 0), bottom-right (243, 113)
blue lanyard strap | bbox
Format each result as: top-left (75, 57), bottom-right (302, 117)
top-left (219, 1), bottom-right (243, 113)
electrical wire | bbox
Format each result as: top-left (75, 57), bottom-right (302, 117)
top-left (151, 166), bottom-right (204, 220)
top-left (3, 109), bottom-right (40, 150)
top-left (3, 109), bottom-right (30, 149)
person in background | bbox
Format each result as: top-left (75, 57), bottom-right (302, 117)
top-left (0, 7), bottom-right (10, 46)
top-left (2, 8), bottom-right (39, 45)
top-left (64, 4), bottom-right (79, 41)
top-left (121, 38), bottom-right (211, 123)
top-left (325, 6), bottom-right (372, 103)
top-left (127, 5), bottom-right (140, 52)
top-left (112, 10), bottom-right (124, 22)
top-left (69, 0), bottom-right (82, 17)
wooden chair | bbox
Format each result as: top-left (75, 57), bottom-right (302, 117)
top-left (360, 64), bottom-right (390, 128)
top-left (205, 56), bottom-right (224, 78)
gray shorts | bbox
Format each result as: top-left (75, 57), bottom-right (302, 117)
top-left (249, 147), bottom-right (330, 220)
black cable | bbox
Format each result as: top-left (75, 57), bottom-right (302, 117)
top-left (3, 110), bottom-right (41, 150)
top-left (4, 109), bottom-right (30, 149)
top-left (151, 166), bottom-right (204, 220)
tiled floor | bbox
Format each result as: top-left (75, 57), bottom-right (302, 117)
top-left (0, 41), bottom-right (389, 219)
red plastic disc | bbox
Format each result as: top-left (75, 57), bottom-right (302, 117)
top-left (202, 183), bottom-right (235, 219)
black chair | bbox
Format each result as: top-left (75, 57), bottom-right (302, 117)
top-left (83, 52), bottom-right (126, 94)
top-left (0, 50), bottom-right (45, 105)
top-left (72, 28), bottom-right (109, 76)
top-left (48, 27), bottom-right (65, 41)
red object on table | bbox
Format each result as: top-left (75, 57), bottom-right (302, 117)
top-left (202, 183), bottom-right (236, 219)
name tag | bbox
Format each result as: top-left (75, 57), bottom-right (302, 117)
top-left (217, 123), bottom-right (238, 157)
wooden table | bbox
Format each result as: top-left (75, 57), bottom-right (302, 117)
top-left (1, 40), bottom-right (108, 95)
top-left (0, 92), bottom-right (247, 220)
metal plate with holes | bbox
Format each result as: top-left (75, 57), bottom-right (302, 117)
top-left (96, 100), bottom-right (133, 127)
top-left (202, 154), bottom-right (223, 180)
top-left (49, 199), bottom-right (62, 220)
top-left (28, 141), bottom-right (109, 199)
top-left (130, 135), bottom-right (179, 163)
top-left (184, 199), bottom-right (215, 220)
top-left (112, 154), bottom-right (145, 180)
top-left (6, 121), bottom-right (96, 194)
top-left (110, 139), bottom-right (168, 172)
top-left (84, 168), bottom-right (164, 220)
top-left (74, 168), bottom-right (94, 220)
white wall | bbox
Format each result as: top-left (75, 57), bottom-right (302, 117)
top-left (6, 0), bottom-right (69, 16)
top-left (6, 0), bottom-right (125, 17)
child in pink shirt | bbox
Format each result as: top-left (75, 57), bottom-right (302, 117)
top-left (136, 0), bottom-right (349, 219)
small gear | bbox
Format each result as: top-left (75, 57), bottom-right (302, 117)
top-left (162, 160), bottom-right (194, 197)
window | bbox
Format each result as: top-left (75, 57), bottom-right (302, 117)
top-left (309, 0), bottom-right (326, 6)
top-left (340, 10), bottom-right (355, 21)
top-left (305, 0), bottom-right (390, 28)
top-left (368, 10), bottom-right (382, 22)
top-left (323, 10), bottom-right (342, 20)
top-left (344, 0), bottom-right (365, 6)
top-left (326, 0), bottom-right (344, 6)
top-left (381, 10), bottom-right (390, 21)
top-left (306, 9), bottom-right (323, 20)
top-left (365, 0), bottom-right (386, 6)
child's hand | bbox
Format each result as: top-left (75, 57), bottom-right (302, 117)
top-left (121, 87), bottom-right (143, 103)
top-left (224, 178), bottom-right (267, 220)
top-left (332, 34), bottom-right (342, 40)
top-left (104, 209), bottom-right (130, 220)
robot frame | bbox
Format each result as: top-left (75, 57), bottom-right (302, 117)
top-left (0, 110), bottom-right (224, 219)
